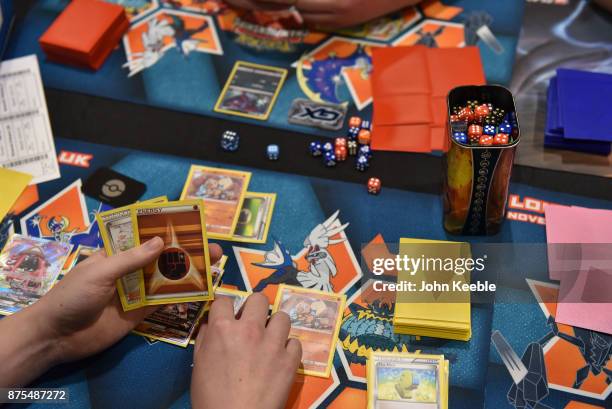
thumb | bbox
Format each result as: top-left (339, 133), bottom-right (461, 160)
top-left (98, 237), bottom-right (165, 284)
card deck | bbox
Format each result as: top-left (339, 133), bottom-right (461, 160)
top-left (232, 192), bottom-right (276, 243)
top-left (367, 351), bottom-right (448, 409)
top-left (98, 204), bottom-right (144, 309)
top-left (180, 165), bottom-right (251, 240)
top-left (134, 256), bottom-right (228, 347)
top-left (0, 234), bottom-right (72, 315)
top-left (214, 61), bottom-right (288, 121)
top-left (272, 284), bottom-right (346, 378)
top-left (83, 167), bottom-right (146, 208)
top-left (97, 196), bottom-right (168, 310)
top-left (133, 301), bottom-right (207, 348)
top-left (132, 199), bottom-right (214, 305)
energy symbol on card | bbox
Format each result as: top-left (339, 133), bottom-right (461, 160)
top-left (158, 247), bottom-right (190, 280)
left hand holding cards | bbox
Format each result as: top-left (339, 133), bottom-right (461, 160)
top-left (191, 293), bottom-right (302, 409)
top-left (0, 237), bottom-right (223, 388)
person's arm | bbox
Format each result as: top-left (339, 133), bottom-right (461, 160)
top-left (226, 0), bottom-right (423, 29)
top-left (0, 237), bottom-right (223, 387)
top-left (191, 293), bottom-right (302, 409)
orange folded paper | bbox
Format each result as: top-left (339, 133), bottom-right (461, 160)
top-left (371, 46), bottom-right (485, 153)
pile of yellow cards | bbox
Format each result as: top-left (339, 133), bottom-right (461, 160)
top-left (367, 351), bottom-right (449, 409)
top-left (181, 165), bottom-right (276, 243)
top-left (97, 197), bottom-right (215, 311)
top-left (392, 238), bottom-right (472, 341)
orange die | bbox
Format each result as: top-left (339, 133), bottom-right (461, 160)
top-left (358, 129), bottom-right (371, 145)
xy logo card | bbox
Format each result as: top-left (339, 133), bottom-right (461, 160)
top-left (288, 99), bottom-right (347, 131)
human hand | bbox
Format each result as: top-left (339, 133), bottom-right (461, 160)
top-left (233, 0), bottom-right (422, 29)
top-left (32, 237), bottom-right (223, 364)
top-left (191, 293), bottom-right (302, 409)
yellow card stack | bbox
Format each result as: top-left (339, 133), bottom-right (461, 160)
top-left (392, 238), bottom-right (472, 341)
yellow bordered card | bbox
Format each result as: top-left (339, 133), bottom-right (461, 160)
top-left (131, 199), bottom-right (214, 306)
top-left (97, 196), bottom-right (168, 311)
top-left (214, 61), bottom-right (288, 121)
top-left (231, 192), bottom-right (276, 244)
top-left (272, 284), bottom-right (346, 378)
top-left (180, 165), bottom-right (252, 240)
top-left (366, 351), bottom-right (448, 409)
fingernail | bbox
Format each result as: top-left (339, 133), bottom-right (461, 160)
top-left (144, 236), bottom-right (164, 251)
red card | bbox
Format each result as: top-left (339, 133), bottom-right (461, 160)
top-left (426, 47), bottom-right (486, 98)
top-left (371, 46), bottom-right (431, 96)
top-left (370, 124), bottom-right (431, 153)
top-left (373, 94), bottom-right (432, 126)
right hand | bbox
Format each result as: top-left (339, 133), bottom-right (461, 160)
top-left (191, 293), bottom-right (302, 409)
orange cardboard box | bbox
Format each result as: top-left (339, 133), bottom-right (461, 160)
top-left (39, 0), bottom-right (128, 70)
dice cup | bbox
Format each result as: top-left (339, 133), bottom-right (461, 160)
top-left (443, 85), bottom-right (520, 236)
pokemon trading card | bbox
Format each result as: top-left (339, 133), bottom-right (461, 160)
top-left (272, 284), bottom-right (346, 377)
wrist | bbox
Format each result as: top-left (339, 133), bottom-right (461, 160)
top-left (19, 304), bottom-right (64, 367)
top-left (0, 306), bottom-right (61, 387)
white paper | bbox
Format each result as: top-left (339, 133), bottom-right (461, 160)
top-left (0, 55), bottom-right (60, 184)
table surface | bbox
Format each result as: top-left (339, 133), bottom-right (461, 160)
top-left (5, 2), bottom-right (612, 409)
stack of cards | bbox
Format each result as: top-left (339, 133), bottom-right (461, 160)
top-left (133, 256), bottom-right (240, 347)
top-left (544, 69), bottom-right (612, 155)
top-left (392, 238), bottom-right (472, 341)
top-left (272, 284), bottom-right (346, 378)
top-left (97, 197), bottom-right (215, 311)
top-left (367, 351), bottom-right (449, 409)
top-left (370, 46), bottom-right (486, 153)
top-left (39, 0), bottom-right (129, 70)
top-left (181, 165), bottom-right (276, 243)
top-left (0, 234), bottom-right (72, 315)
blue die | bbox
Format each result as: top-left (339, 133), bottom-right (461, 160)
top-left (324, 151), bottom-right (337, 167)
top-left (358, 145), bottom-right (372, 159)
top-left (309, 141), bottom-right (322, 156)
top-left (453, 131), bottom-right (468, 144)
top-left (360, 120), bottom-right (371, 131)
top-left (267, 144), bottom-right (279, 160)
top-left (498, 121), bottom-right (512, 134)
top-left (322, 142), bottom-right (334, 153)
top-left (483, 125), bottom-right (496, 136)
top-left (220, 130), bottom-right (239, 152)
top-left (347, 126), bottom-right (360, 140)
top-left (355, 155), bottom-right (370, 172)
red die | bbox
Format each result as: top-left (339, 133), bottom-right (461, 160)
top-left (493, 133), bottom-right (509, 145)
top-left (335, 137), bottom-right (347, 149)
top-left (358, 129), bottom-right (371, 145)
top-left (458, 107), bottom-right (474, 122)
top-left (367, 177), bottom-right (381, 195)
top-left (468, 124), bottom-right (483, 142)
top-left (474, 104), bottom-right (490, 120)
top-left (450, 114), bottom-right (460, 123)
top-left (479, 135), bottom-right (493, 146)
top-left (348, 116), bottom-right (362, 128)
top-left (335, 146), bottom-right (347, 161)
